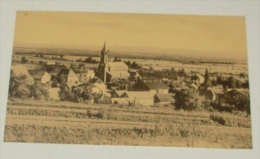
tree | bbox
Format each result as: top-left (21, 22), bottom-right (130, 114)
top-left (9, 74), bottom-right (31, 99)
top-left (59, 74), bottom-right (67, 86)
top-left (29, 82), bottom-right (49, 100)
top-left (78, 64), bottom-right (86, 70)
top-left (70, 63), bottom-right (77, 69)
top-left (21, 56), bottom-right (28, 64)
top-left (216, 75), bottom-right (227, 88)
top-left (243, 80), bottom-right (249, 88)
top-left (227, 76), bottom-right (237, 88)
top-left (51, 78), bottom-right (59, 87)
top-left (113, 57), bottom-right (121, 62)
top-left (85, 56), bottom-right (97, 63)
top-left (204, 68), bottom-right (212, 87)
top-left (59, 86), bottom-right (75, 101)
top-left (124, 61), bottom-right (131, 67)
top-left (174, 89), bottom-right (211, 111)
top-left (131, 61), bottom-right (141, 69)
top-left (178, 68), bottom-right (186, 77)
top-left (223, 90), bottom-right (250, 114)
top-left (170, 67), bottom-right (176, 73)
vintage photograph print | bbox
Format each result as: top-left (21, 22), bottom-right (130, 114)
top-left (4, 11), bottom-right (251, 148)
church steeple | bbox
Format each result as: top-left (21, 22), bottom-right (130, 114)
top-left (102, 41), bottom-right (106, 51)
top-left (97, 41), bottom-right (109, 82)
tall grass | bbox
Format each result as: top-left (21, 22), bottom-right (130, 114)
top-left (209, 113), bottom-right (251, 128)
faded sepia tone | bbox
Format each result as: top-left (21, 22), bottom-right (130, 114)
top-left (5, 11), bottom-right (251, 148)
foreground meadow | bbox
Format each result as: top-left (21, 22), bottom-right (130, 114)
top-left (4, 99), bottom-right (252, 148)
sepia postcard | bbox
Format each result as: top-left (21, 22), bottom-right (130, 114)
top-left (3, 11), bottom-right (252, 149)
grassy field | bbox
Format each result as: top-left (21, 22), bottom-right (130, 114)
top-left (4, 99), bottom-right (252, 148)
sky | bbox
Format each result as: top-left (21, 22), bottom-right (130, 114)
top-left (13, 11), bottom-right (248, 60)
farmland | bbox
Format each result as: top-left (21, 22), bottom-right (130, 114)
top-left (4, 99), bottom-right (252, 148)
top-left (13, 52), bottom-right (248, 75)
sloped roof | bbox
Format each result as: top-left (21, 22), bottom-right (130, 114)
top-left (66, 82), bottom-right (78, 89)
top-left (46, 66), bottom-right (64, 76)
top-left (88, 77), bottom-right (104, 84)
top-left (58, 68), bottom-right (77, 78)
top-left (73, 83), bottom-right (87, 91)
top-left (124, 91), bottom-right (154, 100)
top-left (171, 81), bottom-right (184, 89)
top-left (115, 90), bottom-right (127, 97)
top-left (108, 62), bottom-right (128, 69)
top-left (73, 78), bottom-right (105, 91)
top-left (155, 93), bottom-right (174, 102)
top-left (74, 69), bottom-right (95, 74)
top-left (58, 68), bottom-right (70, 76)
top-left (29, 70), bottom-right (47, 79)
top-left (12, 64), bottom-right (30, 76)
top-left (11, 64), bottom-right (34, 82)
top-left (143, 80), bottom-right (168, 90)
top-left (110, 90), bottom-right (127, 98)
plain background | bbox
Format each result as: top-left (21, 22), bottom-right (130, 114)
top-left (0, 0), bottom-right (259, 159)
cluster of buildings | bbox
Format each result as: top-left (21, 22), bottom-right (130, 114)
top-left (10, 43), bottom-right (248, 106)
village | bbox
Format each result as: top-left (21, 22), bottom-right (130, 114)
top-left (8, 43), bottom-right (250, 114)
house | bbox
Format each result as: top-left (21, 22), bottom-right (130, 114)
top-left (191, 74), bottom-right (205, 85)
top-left (65, 82), bottom-right (78, 91)
top-left (39, 61), bottom-right (47, 65)
top-left (111, 90), bottom-right (154, 106)
top-left (122, 91), bottom-right (154, 106)
top-left (169, 81), bottom-right (187, 92)
top-left (134, 80), bottom-right (169, 94)
top-left (47, 87), bottom-right (60, 101)
top-left (58, 68), bottom-right (78, 83)
top-left (45, 65), bottom-right (66, 80)
top-left (11, 64), bottom-right (34, 84)
top-left (154, 93), bottom-right (174, 105)
top-left (73, 77), bottom-right (107, 95)
top-left (87, 77), bottom-right (107, 95)
top-left (129, 70), bottom-right (141, 81)
top-left (112, 91), bottom-right (154, 106)
top-left (200, 89), bottom-right (217, 101)
top-left (46, 61), bottom-right (56, 65)
top-left (110, 90), bottom-right (129, 105)
top-left (74, 69), bottom-right (95, 83)
top-left (111, 90), bottom-right (126, 98)
top-left (187, 82), bottom-right (198, 91)
top-left (28, 70), bottom-right (51, 84)
top-left (200, 86), bottom-right (225, 102)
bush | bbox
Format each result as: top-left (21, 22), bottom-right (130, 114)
top-left (209, 113), bottom-right (251, 128)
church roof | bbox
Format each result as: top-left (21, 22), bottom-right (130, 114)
top-left (108, 62), bottom-right (128, 69)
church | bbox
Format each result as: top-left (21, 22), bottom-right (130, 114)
top-left (97, 42), bottom-right (130, 82)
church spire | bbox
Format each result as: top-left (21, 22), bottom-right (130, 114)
top-left (102, 40), bottom-right (106, 51)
